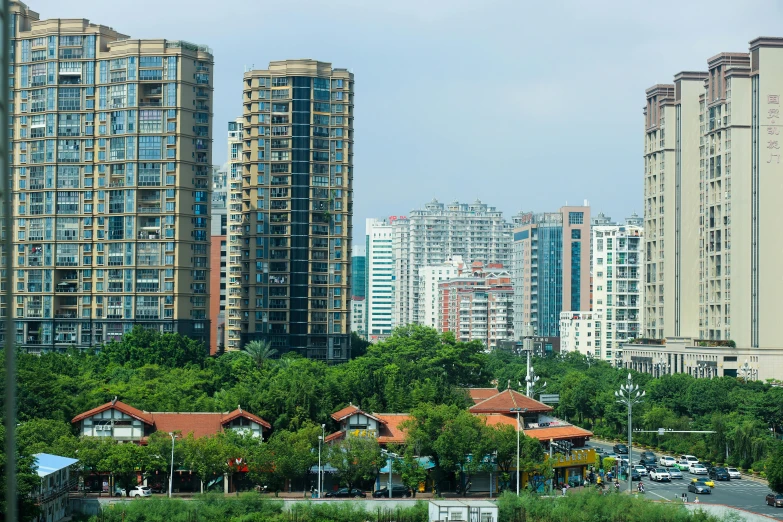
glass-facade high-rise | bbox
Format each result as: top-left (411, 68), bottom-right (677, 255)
top-left (227, 60), bottom-right (353, 361)
top-left (351, 254), bottom-right (365, 298)
top-left (8, 2), bottom-right (214, 350)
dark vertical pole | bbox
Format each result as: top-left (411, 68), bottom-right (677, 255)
top-left (1, 1), bottom-right (17, 521)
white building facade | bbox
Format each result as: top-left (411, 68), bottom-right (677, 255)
top-left (592, 224), bottom-right (644, 363)
top-left (417, 256), bottom-right (463, 329)
top-left (392, 199), bottom-right (513, 328)
top-left (366, 218), bottom-right (394, 341)
top-left (559, 311), bottom-right (602, 358)
top-left (351, 296), bottom-right (366, 338)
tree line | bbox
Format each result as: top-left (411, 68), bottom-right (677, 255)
top-left (2, 324), bottom-right (783, 520)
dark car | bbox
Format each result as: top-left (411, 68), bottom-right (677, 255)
top-left (766, 493), bottom-right (783, 507)
top-left (639, 451), bottom-right (656, 467)
top-left (372, 485), bottom-right (412, 498)
top-left (708, 467), bottom-right (730, 481)
top-left (613, 444), bottom-right (629, 455)
top-left (688, 481), bottom-right (711, 494)
top-left (630, 469), bottom-right (641, 481)
top-left (326, 488), bottom-right (366, 498)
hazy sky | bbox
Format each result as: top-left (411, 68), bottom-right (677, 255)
top-left (29, 0), bottom-right (783, 237)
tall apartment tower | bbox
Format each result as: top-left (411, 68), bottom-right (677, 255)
top-left (643, 74), bottom-right (704, 340)
top-left (512, 206), bottom-right (591, 338)
top-left (592, 224), bottom-right (644, 362)
top-left (227, 60), bottom-right (353, 361)
top-left (391, 199), bottom-right (513, 327)
top-left (627, 38), bottom-right (783, 380)
top-left (365, 218), bottom-right (393, 341)
top-left (8, 1), bottom-right (213, 351)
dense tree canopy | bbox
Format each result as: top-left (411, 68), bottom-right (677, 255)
top-left (2, 323), bottom-right (782, 503)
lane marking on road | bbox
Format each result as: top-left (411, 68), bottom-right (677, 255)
top-left (646, 490), bottom-right (672, 502)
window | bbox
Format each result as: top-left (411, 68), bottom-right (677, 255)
top-left (58, 88), bottom-right (81, 111)
top-left (139, 69), bottom-right (162, 81)
top-left (139, 136), bottom-right (161, 159)
top-left (139, 56), bottom-right (163, 68)
top-left (568, 212), bottom-right (584, 225)
top-left (139, 110), bottom-right (162, 133)
top-left (571, 229), bottom-right (581, 239)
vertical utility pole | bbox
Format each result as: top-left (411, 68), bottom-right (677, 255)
top-left (1, 1), bottom-right (17, 521)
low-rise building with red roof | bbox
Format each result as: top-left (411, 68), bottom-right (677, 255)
top-left (71, 397), bottom-right (271, 443)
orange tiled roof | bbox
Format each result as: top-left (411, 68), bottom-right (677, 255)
top-left (324, 431), bottom-right (345, 443)
top-left (469, 389), bottom-right (553, 414)
top-left (479, 414), bottom-right (519, 427)
top-left (330, 404), bottom-right (386, 424)
top-left (71, 400), bottom-right (153, 424)
top-left (72, 402), bottom-right (271, 438)
top-left (523, 425), bottom-right (593, 441)
top-left (374, 414), bottom-right (411, 444)
top-left (465, 388), bottom-right (500, 404)
top-left (222, 408), bottom-right (271, 429)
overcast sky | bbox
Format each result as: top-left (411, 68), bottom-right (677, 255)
top-left (29, 0), bottom-right (783, 238)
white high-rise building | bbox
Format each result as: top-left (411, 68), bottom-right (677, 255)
top-left (392, 199), bottom-right (513, 327)
top-left (417, 256), bottom-right (464, 329)
top-left (592, 223), bottom-right (644, 364)
top-left (366, 218), bottom-right (394, 341)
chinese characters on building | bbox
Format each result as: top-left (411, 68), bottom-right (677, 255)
top-left (767, 94), bottom-right (781, 165)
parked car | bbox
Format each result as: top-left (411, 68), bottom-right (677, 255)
top-left (649, 468), bottom-right (671, 482)
top-left (691, 477), bottom-right (715, 488)
top-left (613, 444), bottom-right (629, 454)
top-left (766, 493), bottom-right (783, 507)
top-left (688, 482), bottom-right (711, 494)
top-left (630, 468), bottom-right (641, 481)
top-left (633, 465), bottom-right (648, 477)
top-left (727, 468), bottom-right (741, 480)
top-left (325, 488), bottom-right (366, 498)
top-left (113, 486), bottom-right (126, 497)
top-left (128, 486), bottom-right (152, 498)
top-left (668, 468), bottom-right (684, 479)
top-left (709, 467), bottom-right (730, 481)
top-left (689, 463), bottom-right (708, 475)
top-left (659, 456), bottom-right (677, 467)
top-left (372, 485), bottom-right (412, 498)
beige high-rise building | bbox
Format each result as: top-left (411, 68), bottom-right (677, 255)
top-left (8, 1), bottom-right (213, 351)
top-left (629, 38), bottom-right (783, 380)
top-left (227, 60), bottom-right (353, 361)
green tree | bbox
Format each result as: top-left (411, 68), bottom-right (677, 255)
top-left (388, 444), bottom-right (428, 498)
top-left (242, 340), bottom-right (278, 369)
top-left (767, 441), bottom-right (783, 494)
top-left (433, 410), bottom-right (493, 496)
top-left (98, 326), bottom-right (207, 369)
top-left (98, 441), bottom-right (149, 492)
top-left (488, 424), bottom-right (545, 492)
top-left (265, 424), bottom-right (320, 496)
top-left (350, 332), bottom-right (370, 359)
top-left (182, 433), bottom-right (232, 493)
top-left (144, 431), bottom-right (185, 493)
top-left (17, 419), bottom-right (79, 457)
top-left (0, 426), bottom-right (41, 522)
top-left (327, 436), bottom-right (381, 493)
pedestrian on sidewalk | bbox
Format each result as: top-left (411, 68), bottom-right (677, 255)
top-left (562, 484), bottom-right (567, 496)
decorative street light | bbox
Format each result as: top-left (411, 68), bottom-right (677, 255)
top-left (510, 407), bottom-right (528, 495)
top-left (654, 356), bottom-right (669, 378)
top-left (615, 373), bottom-right (644, 495)
top-left (697, 362), bottom-right (711, 379)
top-left (168, 432), bottom-right (178, 498)
top-left (317, 423), bottom-right (325, 498)
top-left (740, 360), bottom-right (757, 383)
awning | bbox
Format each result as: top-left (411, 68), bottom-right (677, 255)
top-left (379, 456), bottom-right (435, 474)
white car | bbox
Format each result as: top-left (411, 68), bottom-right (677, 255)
top-left (659, 456), bottom-right (676, 467)
top-left (727, 467), bottom-right (741, 479)
top-left (680, 455), bottom-right (699, 465)
top-left (633, 465), bottom-right (648, 477)
top-left (649, 468), bottom-right (671, 481)
top-left (689, 463), bottom-right (708, 475)
top-left (128, 486), bottom-right (152, 498)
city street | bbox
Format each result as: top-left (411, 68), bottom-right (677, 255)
top-left (587, 440), bottom-right (783, 520)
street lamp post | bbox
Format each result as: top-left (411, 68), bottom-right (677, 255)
top-left (510, 407), bottom-right (528, 494)
top-left (168, 432), bottom-right (178, 498)
top-left (317, 423), bottom-right (325, 498)
top-left (615, 373), bottom-right (644, 495)
top-left (740, 360), bottom-right (756, 383)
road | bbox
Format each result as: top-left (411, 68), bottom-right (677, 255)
top-left (586, 440), bottom-right (783, 520)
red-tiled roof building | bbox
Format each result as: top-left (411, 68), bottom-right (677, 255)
top-left (71, 398), bottom-right (271, 443)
